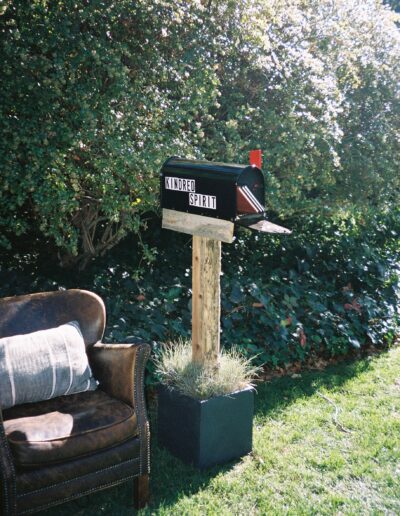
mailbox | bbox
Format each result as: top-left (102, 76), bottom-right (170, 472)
top-left (161, 157), bottom-right (290, 243)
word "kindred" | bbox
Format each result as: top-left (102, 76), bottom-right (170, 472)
top-left (165, 176), bottom-right (195, 192)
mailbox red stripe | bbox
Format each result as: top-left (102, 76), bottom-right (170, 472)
top-left (242, 186), bottom-right (265, 212)
top-left (237, 190), bottom-right (258, 214)
top-left (237, 187), bottom-right (264, 214)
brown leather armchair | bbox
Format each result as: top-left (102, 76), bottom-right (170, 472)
top-left (0, 289), bottom-right (151, 515)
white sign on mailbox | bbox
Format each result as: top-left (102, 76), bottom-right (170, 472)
top-left (189, 193), bottom-right (217, 210)
top-left (165, 176), bottom-right (196, 193)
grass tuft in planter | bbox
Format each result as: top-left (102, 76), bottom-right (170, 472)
top-left (156, 340), bottom-right (258, 468)
top-left (154, 340), bottom-right (258, 400)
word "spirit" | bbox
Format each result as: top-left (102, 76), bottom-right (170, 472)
top-left (189, 193), bottom-right (217, 210)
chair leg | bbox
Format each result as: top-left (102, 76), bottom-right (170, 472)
top-left (133, 474), bottom-right (149, 509)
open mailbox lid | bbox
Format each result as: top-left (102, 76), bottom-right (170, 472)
top-left (161, 157), bottom-right (291, 243)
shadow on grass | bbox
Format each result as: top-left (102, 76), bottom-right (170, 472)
top-left (38, 354), bottom-right (375, 515)
top-left (253, 355), bottom-right (373, 420)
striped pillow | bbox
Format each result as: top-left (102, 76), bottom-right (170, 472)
top-left (0, 321), bottom-right (97, 410)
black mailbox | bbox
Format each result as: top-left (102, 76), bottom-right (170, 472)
top-left (161, 157), bottom-right (290, 242)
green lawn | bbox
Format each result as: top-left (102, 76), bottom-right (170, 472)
top-left (41, 347), bottom-right (400, 515)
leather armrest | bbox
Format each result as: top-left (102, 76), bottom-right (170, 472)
top-left (0, 408), bottom-right (17, 514)
top-left (88, 342), bottom-right (151, 475)
top-left (88, 342), bottom-right (151, 408)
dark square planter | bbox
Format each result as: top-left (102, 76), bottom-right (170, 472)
top-left (157, 385), bottom-right (254, 469)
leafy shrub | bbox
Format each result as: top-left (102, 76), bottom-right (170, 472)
top-left (0, 2), bottom-right (399, 378)
top-left (1, 208), bottom-right (398, 385)
top-left (0, 1), bottom-right (220, 267)
top-left (1, 1), bottom-right (399, 267)
top-left (100, 207), bottom-right (400, 376)
top-left (202, 0), bottom-right (400, 215)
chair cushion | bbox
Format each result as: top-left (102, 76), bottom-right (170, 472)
top-left (0, 321), bottom-right (97, 410)
top-left (3, 390), bottom-right (138, 468)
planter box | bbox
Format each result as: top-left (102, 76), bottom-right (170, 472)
top-left (157, 385), bottom-right (254, 469)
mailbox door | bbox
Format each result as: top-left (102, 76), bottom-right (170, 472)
top-left (237, 167), bottom-right (265, 207)
top-left (237, 215), bottom-right (292, 234)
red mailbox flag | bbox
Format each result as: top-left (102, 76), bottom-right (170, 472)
top-left (249, 149), bottom-right (262, 169)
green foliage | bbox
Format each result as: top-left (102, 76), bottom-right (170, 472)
top-left (0, 2), bottom-right (398, 379)
top-left (104, 207), bottom-right (399, 376)
top-left (384, 0), bottom-right (400, 13)
top-left (1, 208), bottom-right (398, 383)
top-left (1, 0), bottom-right (399, 266)
top-left (154, 340), bottom-right (258, 400)
top-left (220, 206), bottom-right (400, 366)
top-left (0, 0), bottom-right (219, 267)
top-left (201, 0), bottom-right (400, 215)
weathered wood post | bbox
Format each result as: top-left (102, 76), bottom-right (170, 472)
top-left (192, 236), bottom-right (221, 366)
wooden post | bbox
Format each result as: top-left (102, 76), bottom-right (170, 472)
top-left (192, 235), bottom-right (221, 366)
